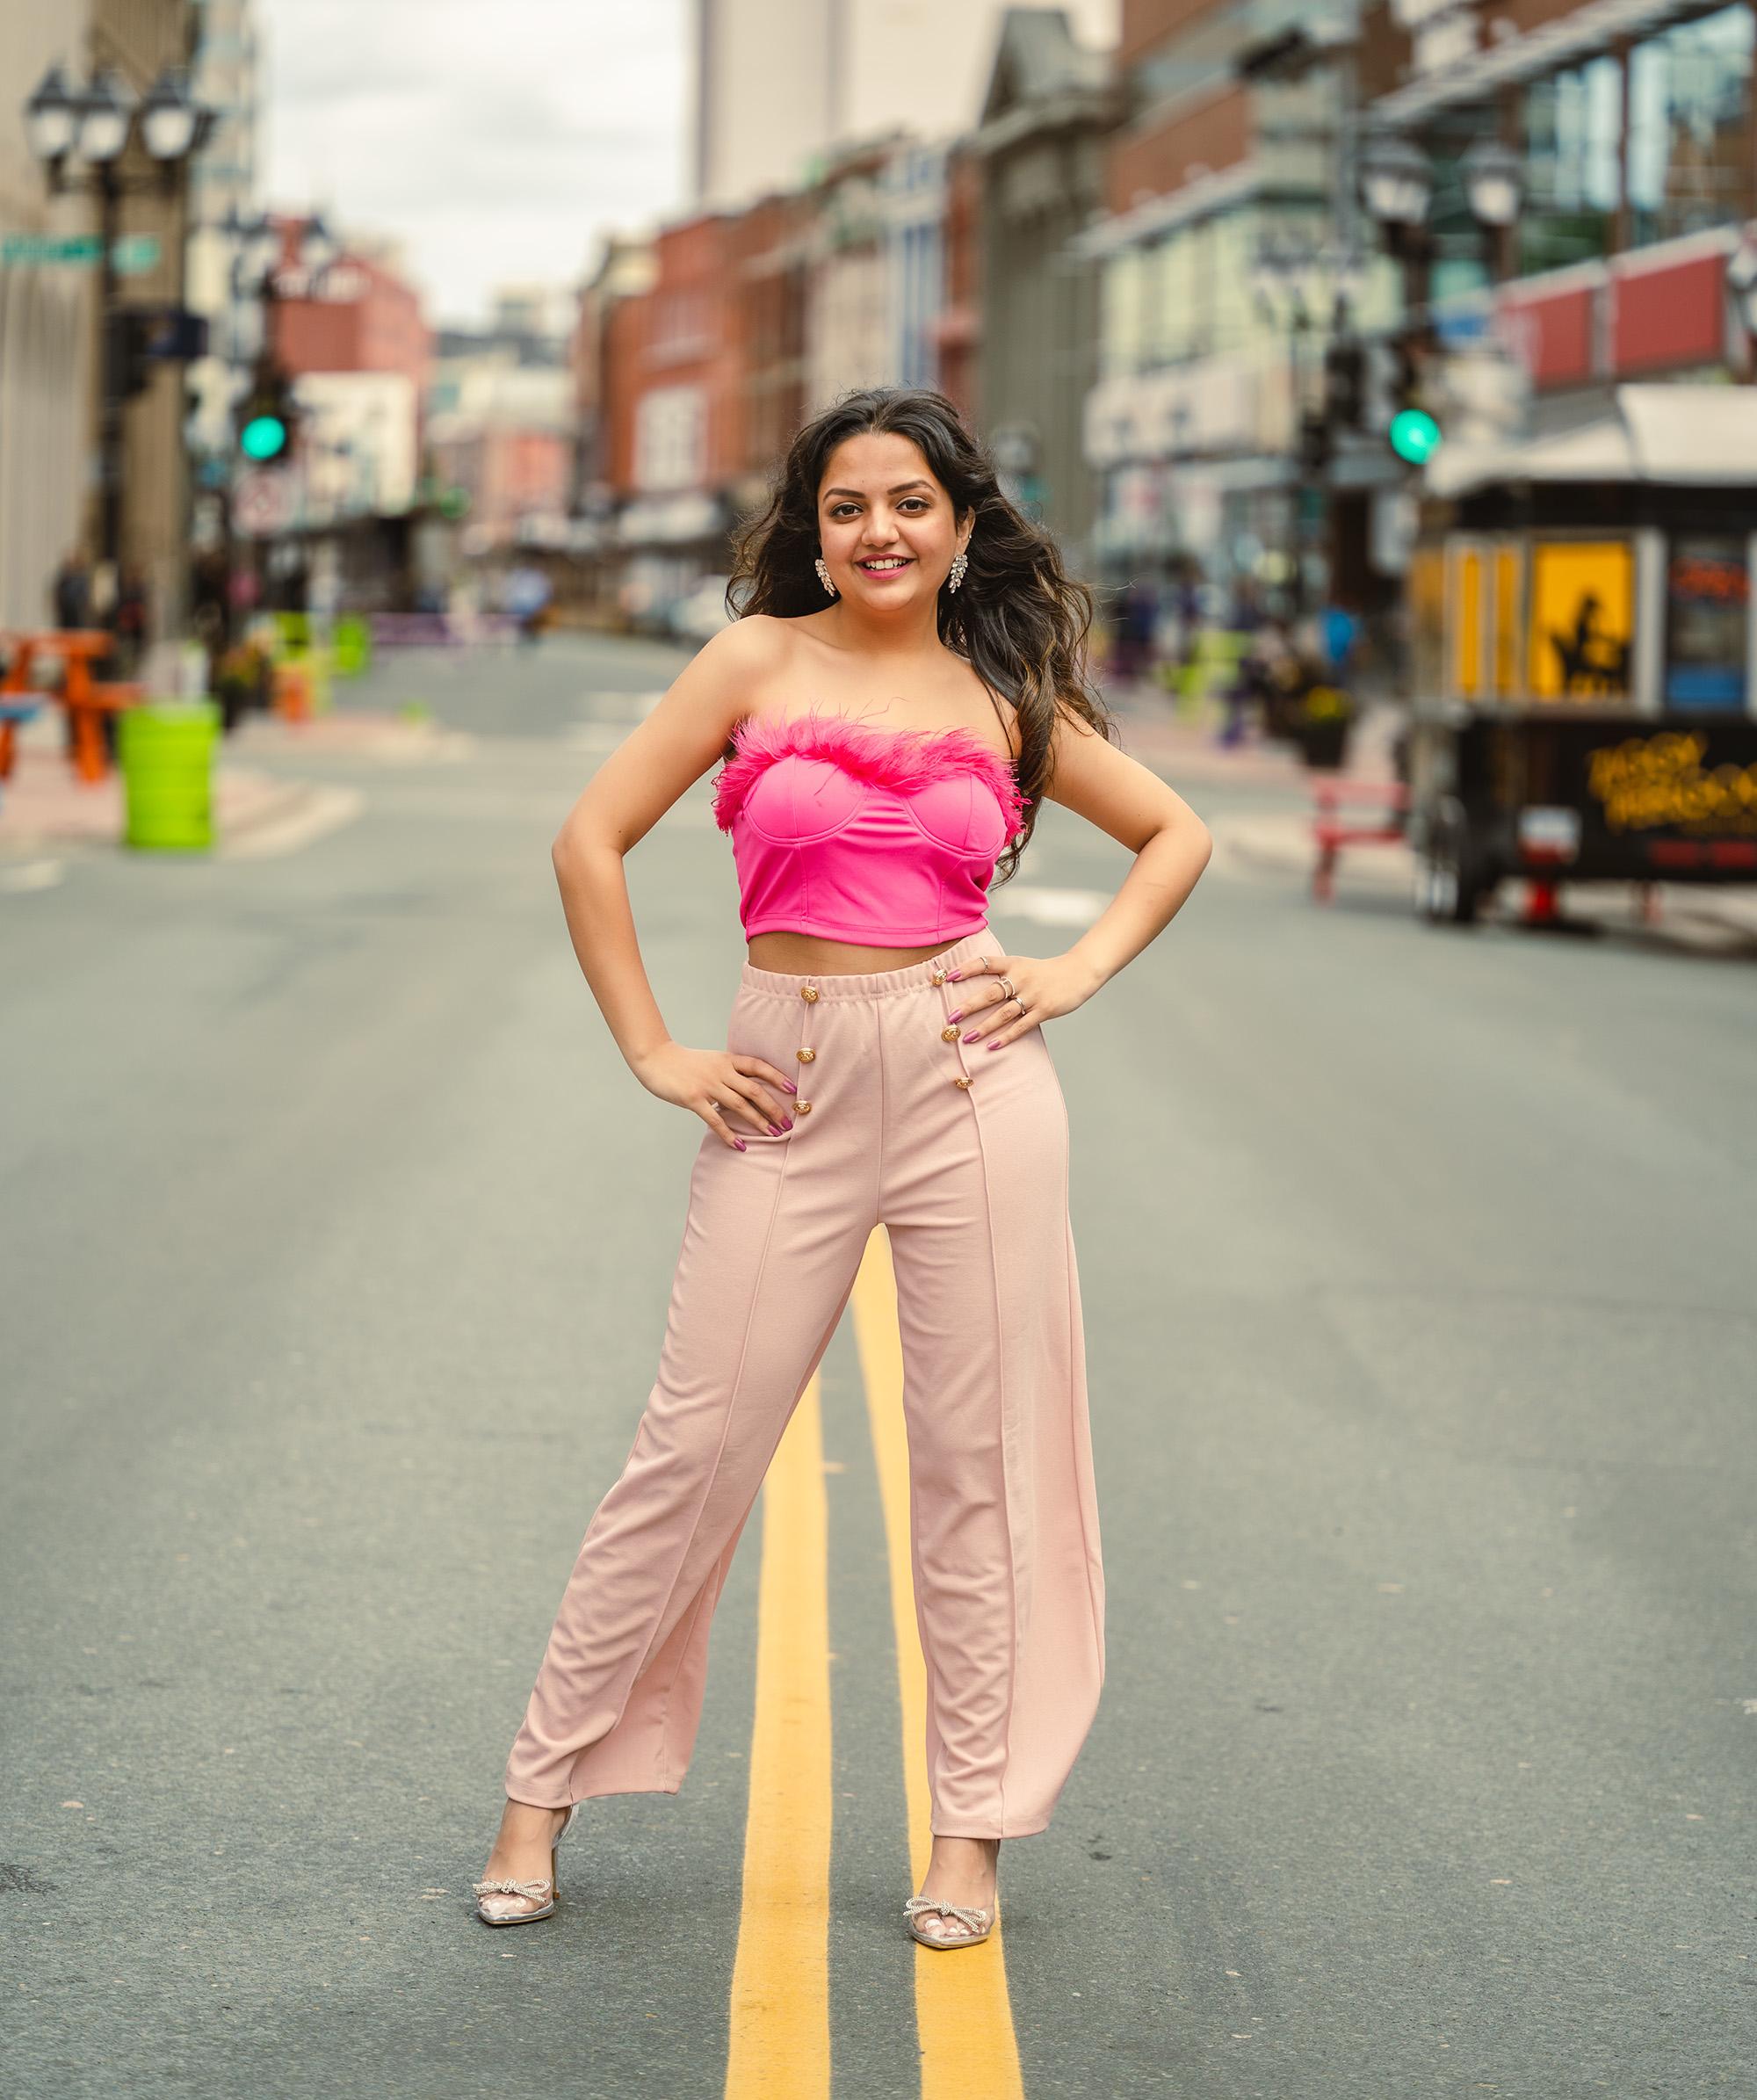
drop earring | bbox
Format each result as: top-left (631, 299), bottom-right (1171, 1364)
top-left (814, 556), bottom-right (837, 598)
top-left (947, 546), bottom-right (969, 593)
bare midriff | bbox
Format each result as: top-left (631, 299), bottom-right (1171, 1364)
top-left (745, 931), bottom-right (961, 974)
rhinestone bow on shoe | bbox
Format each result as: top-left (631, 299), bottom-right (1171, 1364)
top-left (473, 1800), bottom-right (580, 1925)
top-left (904, 1893), bottom-right (995, 1949)
top-left (473, 1872), bottom-right (556, 1924)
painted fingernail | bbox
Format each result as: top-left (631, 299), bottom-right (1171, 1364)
top-left (768, 1122), bottom-right (785, 1135)
top-left (946, 968), bottom-right (962, 981)
top-left (946, 1009), bottom-right (963, 1023)
top-left (986, 1039), bottom-right (1001, 1051)
top-left (780, 1079), bottom-right (797, 1093)
top-left (734, 1138), bottom-right (747, 1150)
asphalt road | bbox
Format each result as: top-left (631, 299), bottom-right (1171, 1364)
top-left (3, 634), bottom-right (1753, 2100)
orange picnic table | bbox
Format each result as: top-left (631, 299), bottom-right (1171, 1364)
top-left (0, 629), bottom-right (143, 785)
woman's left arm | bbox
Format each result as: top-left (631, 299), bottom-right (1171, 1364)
top-left (953, 709), bottom-right (1212, 1046)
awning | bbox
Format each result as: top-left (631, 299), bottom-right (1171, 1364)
top-left (1426, 383), bottom-right (1757, 494)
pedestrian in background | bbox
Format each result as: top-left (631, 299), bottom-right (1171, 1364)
top-left (473, 384), bottom-right (1213, 1949)
top-left (52, 547), bottom-right (91, 633)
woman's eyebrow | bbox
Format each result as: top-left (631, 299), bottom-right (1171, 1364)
top-left (822, 481), bottom-right (934, 499)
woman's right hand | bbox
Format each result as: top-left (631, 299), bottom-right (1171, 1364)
top-left (633, 1042), bottom-right (799, 1151)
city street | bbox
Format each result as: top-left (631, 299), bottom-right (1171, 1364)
top-left (4, 635), bottom-right (1753, 2099)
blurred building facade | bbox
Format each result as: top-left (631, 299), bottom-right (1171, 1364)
top-left (1, 1), bottom-right (205, 635)
top-left (1360, 0), bottom-right (1757, 415)
top-left (574, 4), bottom-right (1120, 626)
top-left (428, 293), bottom-right (575, 558)
top-left (182, 0), bottom-right (260, 469)
top-left (0, 0), bottom-right (97, 628)
top-left (268, 226), bottom-right (431, 606)
top-left (691, 0), bottom-right (1121, 210)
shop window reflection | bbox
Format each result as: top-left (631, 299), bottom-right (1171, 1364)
top-left (1627, 4), bottom-right (1755, 248)
top-left (1520, 55), bottom-right (1622, 275)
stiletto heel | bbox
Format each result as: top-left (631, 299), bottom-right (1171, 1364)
top-left (474, 1800), bottom-right (581, 1926)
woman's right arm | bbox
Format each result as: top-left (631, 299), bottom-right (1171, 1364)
top-left (549, 616), bottom-right (796, 1151)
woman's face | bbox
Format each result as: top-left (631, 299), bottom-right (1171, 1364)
top-left (815, 431), bottom-right (968, 609)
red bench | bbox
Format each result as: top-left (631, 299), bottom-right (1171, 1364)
top-left (1311, 778), bottom-right (1410, 902)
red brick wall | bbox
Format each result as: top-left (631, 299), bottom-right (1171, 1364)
top-left (1118, 0), bottom-right (1226, 71)
top-left (1106, 83), bottom-right (1250, 213)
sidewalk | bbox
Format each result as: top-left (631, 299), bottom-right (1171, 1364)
top-left (1103, 684), bottom-right (1404, 791)
top-left (1211, 794), bottom-right (1757, 945)
top-left (0, 706), bottom-right (465, 859)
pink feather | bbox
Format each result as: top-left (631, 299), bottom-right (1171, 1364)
top-left (711, 701), bottom-right (1030, 839)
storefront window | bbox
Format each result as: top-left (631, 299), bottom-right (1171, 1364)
top-left (1145, 228), bottom-right (1202, 365)
top-left (1519, 55), bottom-right (1622, 274)
top-left (1627, 4), bottom-right (1755, 248)
top-left (1100, 248), bottom-right (1145, 378)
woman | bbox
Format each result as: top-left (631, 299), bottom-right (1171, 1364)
top-left (474, 386), bottom-right (1212, 1948)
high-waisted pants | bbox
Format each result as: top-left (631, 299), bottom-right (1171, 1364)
top-left (503, 922), bottom-right (1106, 1839)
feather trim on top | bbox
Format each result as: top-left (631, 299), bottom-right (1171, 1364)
top-left (710, 702), bottom-right (1030, 840)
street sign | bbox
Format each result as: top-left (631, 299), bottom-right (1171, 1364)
top-left (234, 468), bottom-right (294, 538)
top-left (0, 231), bottom-right (161, 274)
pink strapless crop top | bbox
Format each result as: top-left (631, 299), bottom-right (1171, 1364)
top-left (710, 702), bottom-right (1030, 944)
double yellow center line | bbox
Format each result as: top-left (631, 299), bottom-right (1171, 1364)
top-left (724, 1226), bottom-right (1025, 2100)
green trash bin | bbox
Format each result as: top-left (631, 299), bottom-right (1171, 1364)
top-left (332, 614), bottom-right (372, 677)
top-left (119, 701), bottom-right (221, 852)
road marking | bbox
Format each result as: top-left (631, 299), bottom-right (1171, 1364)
top-left (851, 1226), bottom-right (1027, 2100)
top-left (0, 858), bottom-right (66, 892)
top-left (989, 885), bottom-right (1110, 929)
top-left (725, 1371), bottom-right (833, 2099)
top-left (218, 784), bottom-right (365, 859)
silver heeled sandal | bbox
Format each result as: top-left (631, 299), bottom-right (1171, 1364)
top-left (473, 1800), bottom-right (582, 1926)
top-left (904, 1892), bottom-right (996, 1950)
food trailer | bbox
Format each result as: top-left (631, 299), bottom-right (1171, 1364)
top-left (1403, 385), bottom-right (1757, 924)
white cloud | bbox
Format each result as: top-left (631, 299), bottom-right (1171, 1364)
top-left (258, 0), bottom-right (689, 325)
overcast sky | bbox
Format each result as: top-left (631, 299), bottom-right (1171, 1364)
top-left (259, 0), bottom-right (691, 327)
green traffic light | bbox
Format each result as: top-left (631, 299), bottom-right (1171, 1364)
top-left (1389, 408), bottom-right (1442, 465)
top-left (241, 414), bottom-right (288, 461)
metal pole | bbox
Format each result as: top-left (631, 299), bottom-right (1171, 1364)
top-left (98, 163), bottom-right (124, 579)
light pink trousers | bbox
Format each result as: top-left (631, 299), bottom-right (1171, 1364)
top-left (503, 923), bottom-right (1106, 1839)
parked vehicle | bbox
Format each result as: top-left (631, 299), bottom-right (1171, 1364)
top-left (1404, 386), bottom-right (1757, 925)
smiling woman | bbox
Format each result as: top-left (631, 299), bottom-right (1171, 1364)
top-left (477, 384), bottom-right (1212, 1957)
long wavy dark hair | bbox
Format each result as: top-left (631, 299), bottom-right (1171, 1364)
top-left (724, 385), bottom-right (1118, 883)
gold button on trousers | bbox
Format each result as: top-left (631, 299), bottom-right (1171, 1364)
top-left (503, 921), bottom-right (1105, 1840)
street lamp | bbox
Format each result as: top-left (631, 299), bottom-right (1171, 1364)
top-left (139, 67), bottom-right (206, 164)
top-left (75, 69), bottom-right (136, 164)
top-left (1358, 134), bottom-right (1433, 230)
top-left (1253, 233), bottom-right (1367, 612)
top-left (1460, 138), bottom-right (1523, 231)
top-left (21, 61), bottom-right (215, 577)
top-left (22, 62), bottom-right (79, 163)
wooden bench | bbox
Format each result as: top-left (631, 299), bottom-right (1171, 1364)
top-left (1311, 778), bottom-right (1410, 903)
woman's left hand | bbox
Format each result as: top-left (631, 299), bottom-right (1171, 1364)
top-left (945, 950), bottom-right (1099, 1049)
